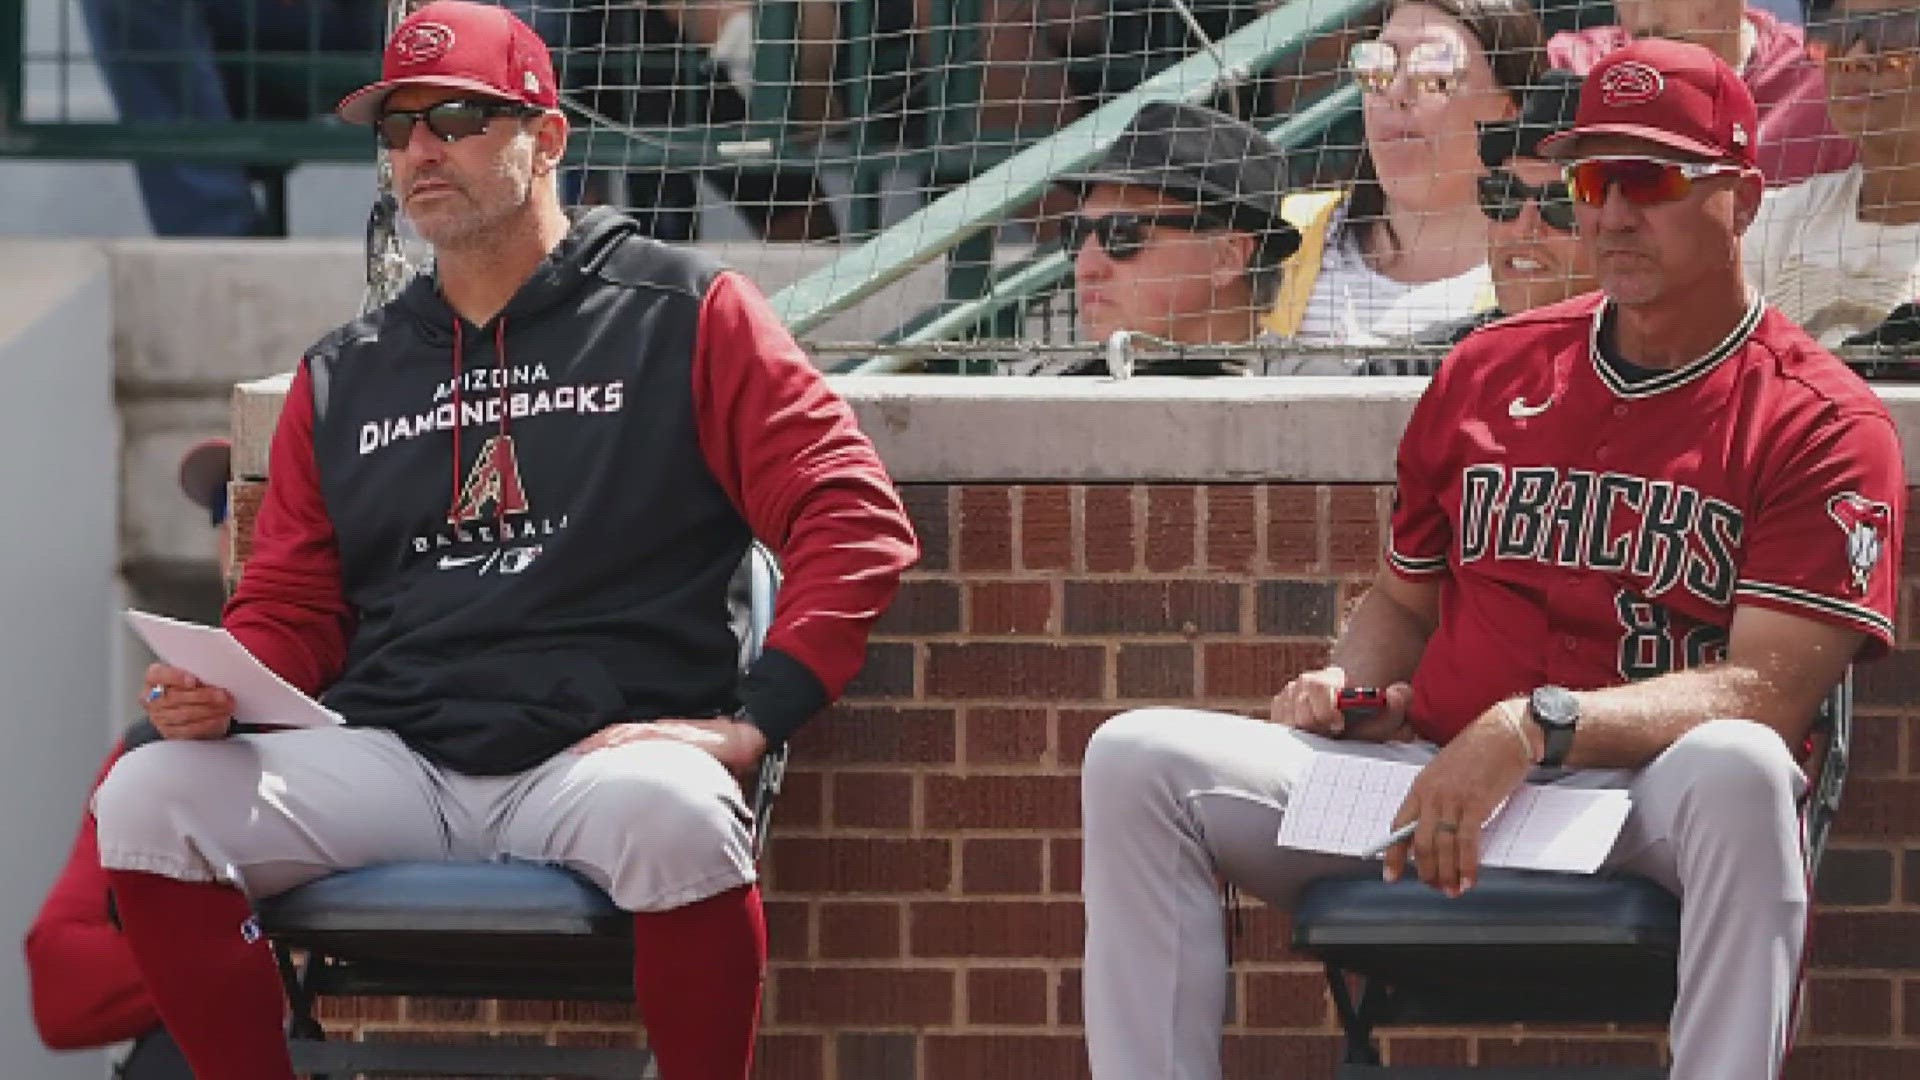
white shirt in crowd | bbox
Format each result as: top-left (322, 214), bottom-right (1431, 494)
top-left (1273, 230), bottom-right (1492, 373)
top-left (1744, 165), bottom-right (1920, 348)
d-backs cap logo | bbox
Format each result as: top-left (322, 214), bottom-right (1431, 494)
top-left (1599, 61), bottom-right (1664, 108)
top-left (1827, 491), bottom-right (1891, 595)
top-left (450, 434), bottom-right (529, 524)
top-left (394, 22), bottom-right (456, 66)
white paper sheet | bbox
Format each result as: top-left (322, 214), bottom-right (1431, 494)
top-left (125, 610), bottom-right (343, 729)
top-left (1276, 749), bottom-right (1631, 874)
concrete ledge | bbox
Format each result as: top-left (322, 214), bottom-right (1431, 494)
top-left (233, 374), bottom-right (1920, 484)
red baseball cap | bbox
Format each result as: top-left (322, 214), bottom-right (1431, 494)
top-left (337, 0), bottom-right (558, 125)
top-left (1537, 38), bottom-right (1758, 169)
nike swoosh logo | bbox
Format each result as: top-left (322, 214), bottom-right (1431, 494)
top-left (1508, 396), bottom-right (1553, 419)
top-left (437, 553), bottom-right (488, 570)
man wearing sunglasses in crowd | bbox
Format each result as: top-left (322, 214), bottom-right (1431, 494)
top-left (1412, 69), bottom-right (1599, 354)
top-left (1079, 38), bottom-right (1901, 1080)
top-left (83, 4), bottom-right (918, 1080)
top-left (1744, 0), bottom-right (1920, 348)
top-left (1550, 0), bottom-right (1855, 186)
top-left (1042, 100), bottom-right (1302, 375)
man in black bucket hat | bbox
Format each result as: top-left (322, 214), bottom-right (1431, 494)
top-left (1057, 100), bottom-right (1303, 359)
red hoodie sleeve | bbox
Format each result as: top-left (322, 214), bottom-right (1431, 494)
top-left (23, 741), bottom-right (160, 1049)
top-left (222, 361), bottom-right (353, 695)
top-left (691, 271), bottom-right (918, 744)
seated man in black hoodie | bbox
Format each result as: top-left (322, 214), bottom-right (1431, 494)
top-left (87, 5), bottom-right (917, 1080)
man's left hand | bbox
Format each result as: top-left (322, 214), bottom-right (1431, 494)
top-left (569, 718), bottom-right (768, 776)
top-left (1380, 705), bottom-right (1535, 896)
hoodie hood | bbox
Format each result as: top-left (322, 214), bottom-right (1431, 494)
top-left (398, 206), bottom-right (641, 338)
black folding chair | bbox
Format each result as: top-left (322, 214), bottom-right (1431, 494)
top-left (1288, 673), bottom-right (1853, 1079)
top-left (259, 543), bottom-right (788, 1078)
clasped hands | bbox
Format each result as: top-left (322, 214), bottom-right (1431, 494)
top-left (1270, 665), bottom-right (1539, 897)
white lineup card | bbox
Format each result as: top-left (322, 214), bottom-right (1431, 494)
top-left (1276, 749), bottom-right (1632, 874)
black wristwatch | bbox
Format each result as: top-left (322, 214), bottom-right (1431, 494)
top-left (1527, 685), bottom-right (1580, 769)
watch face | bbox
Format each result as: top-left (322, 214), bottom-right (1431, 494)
top-left (1531, 686), bottom-right (1579, 728)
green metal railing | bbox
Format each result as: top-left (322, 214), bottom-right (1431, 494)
top-left (767, 0), bottom-right (1379, 340)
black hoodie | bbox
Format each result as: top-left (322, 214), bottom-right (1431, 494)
top-left (224, 207), bottom-right (917, 774)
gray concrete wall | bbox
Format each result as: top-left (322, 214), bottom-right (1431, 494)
top-left (0, 245), bottom-right (119, 1079)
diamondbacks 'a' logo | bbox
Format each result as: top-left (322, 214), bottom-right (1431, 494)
top-left (393, 22), bottom-right (455, 65)
top-left (450, 435), bottom-right (529, 523)
top-left (1599, 62), bottom-right (1664, 108)
top-left (1828, 491), bottom-right (1891, 595)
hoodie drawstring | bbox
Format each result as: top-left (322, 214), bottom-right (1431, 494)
top-left (447, 319), bottom-right (464, 523)
top-left (445, 316), bottom-right (516, 526)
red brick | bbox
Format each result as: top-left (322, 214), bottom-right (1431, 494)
top-left (1063, 580), bottom-right (1241, 635)
top-left (753, 1033), bottom-right (824, 1080)
top-left (494, 999), bottom-right (636, 1024)
top-left (1855, 650), bottom-right (1920, 710)
top-left (968, 580), bottom-right (1054, 635)
top-left (963, 706), bottom-right (1050, 766)
top-left (1327, 485), bottom-right (1386, 572)
top-left (1786, 1045), bottom-right (1920, 1080)
top-left (1813, 911), bottom-right (1920, 967)
top-left (1906, 978), bottom-right (1920, 1036)
top-left (769, 837), bottom-right (951, 893)
top-left (910, 900), bottom-right (1084, 958)
top-left (924, 774), bottom-right (1081, 829)
top-left (900, 486), bottom-right (952, 572)
top-left (1145, 485), bottom-right (1199, 571)
top-left (1204, 486), bottom-right (1259, 573)
top-left (1229, 905), bottom-right (1300, 962)
top-left (1202, 641), bottom-right (1331, 701)
top-left (1255, 579), bottom-right (1341, 637)
top-left (875, 578), bottom-right (962, 634)
top-left (831, 771), bottom-right (916, 830)
top-left (315, 996), bottom-right (401, 1022)
top-left (764, 898), bottom-right (813, 961)
top-left (403, 997), bottom-right (487, 1022)
top-left (1806, 975), bottom-right (1894, 1038)
top-left (843, 641), bottom-right (917, 699)
top-left (926, 642), bottom-right (1106, 699)
top-left (1058, 966), bottom-right (1084, 1025)
top-left (1266, 486), bottom-right (1320, 572)
top-left (961, 837), bottom-right (1046, 894)
top-left (1832, 779), bottom-right (1920, 840)
top-left (770, 769), bottom-right (824, 832)
top-left (1057, 709), bottom-right (1108, 767)
top-left (1849, 711), bottom-right (1903, 778)
top-left (1381, 1037), bottom-right (1473, 1067)
top-left (1814, 846), bottom-right (1894, 905)
top-left (834, 1033), bottom-right (915, 1080)
top-left (1116, 643), bottom-right (1196, 700)
top-left (1242, 970), bottom-right (1331, 1027)
top-left (967, 967), bottom-right (1050, 1024)
top-left (793, 705), bottom-right (957, 765)
top-left (772, 967), bottom-right (955, 1025)
top-left (1020, 486), bottom-right (1074, 570)
top-left (958, 486), bottom-right (1014, 572)
top-left (924, 1034), bottom-right (1090, 1080)
top-left (1050, 836), bottom-right (1083, 894)
top-left (1083, 487), bottom-right (1138, 572)
top-left (1221, 1034), bottom-right (1345, 1073)
top-left (1477, 1037), bottom-right (1663, 1067)
top-left (818, 900), bottom-right (904, 960)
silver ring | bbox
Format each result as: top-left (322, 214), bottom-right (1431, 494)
top-left (1435, 822), bottom-right (1460, 834)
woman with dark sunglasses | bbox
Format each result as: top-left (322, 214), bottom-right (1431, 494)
top-left (1743, 0), bottom-right (1920, 346)
top-left (1263, 0), bottom-right (1546, 357)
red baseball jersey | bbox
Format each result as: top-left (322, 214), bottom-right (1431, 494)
top-left (1389, 293), bottom-right (1904, 745)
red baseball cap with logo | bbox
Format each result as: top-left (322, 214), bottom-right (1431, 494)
top-left (1537, 38), bottom-right (1758, 169)
top-left (337, 0), bottom-right (558, 125)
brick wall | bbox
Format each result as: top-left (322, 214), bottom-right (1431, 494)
top-left (237, 479), bottom-right (1920, 1078)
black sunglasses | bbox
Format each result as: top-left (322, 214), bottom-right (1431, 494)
top-left (1059, 212), bottom-right (1224, 260)
top-left (1807, 9), bottom-right (1920, 72)
top-left (376, 98), bottom-right (543, 151)
top-left (1477, 169), bottom-right (1578, 233)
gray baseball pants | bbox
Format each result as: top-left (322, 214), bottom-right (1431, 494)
top-left (92, 726), bottom-right (756, 911)
top-left (1081, 708), bottom-right (1809, 1080)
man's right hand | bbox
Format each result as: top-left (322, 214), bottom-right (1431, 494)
top-left (1269, 666), bottom-right (1414, 741)
top-left (141, 663), bottom-right (234, 741)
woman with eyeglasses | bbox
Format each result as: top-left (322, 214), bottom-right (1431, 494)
top-left (1742, 0), bottom-right (1920, 347)
top-left (1263, 0), bottom-right (1546, 359)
